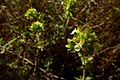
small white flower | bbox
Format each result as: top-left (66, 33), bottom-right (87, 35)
top-left (71, 28), bottom-right (77, 35)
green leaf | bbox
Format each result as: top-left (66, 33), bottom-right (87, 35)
top-left (87, 38), bottom-right (92, 42)
top-left (65, 44), bottom-right (71, 49)
top-left (88, 57), bottom-right (93, 61)
top-left (67, 38), bottom-right (72, 44)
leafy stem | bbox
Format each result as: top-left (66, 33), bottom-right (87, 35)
top-left (78, 52), bottom-right (86, 80)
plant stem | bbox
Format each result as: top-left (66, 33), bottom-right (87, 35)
top-left (82, 69), bottom-right (85, 80)
top-left (78, 52), bottom-right (86, 80)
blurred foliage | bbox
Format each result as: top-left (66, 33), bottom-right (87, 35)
top-left (0, 0), bottom-right (120, 80)
top-left (24, 8), bottom-right (38, 20)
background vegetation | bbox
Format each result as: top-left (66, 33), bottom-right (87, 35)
top-left (0, 0), bottom-right (120, 80)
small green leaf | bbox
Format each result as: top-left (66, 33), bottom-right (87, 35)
top-left (65, 44), bottom-right (71, 48)
top-left (67, 38), bottom-right (72, 44)
top-left (19, 39), bottom-right (25, 44)
top-left (88, 57), bottom-right (93, 61)
top-left (87, 38), bottom-right (92, 42)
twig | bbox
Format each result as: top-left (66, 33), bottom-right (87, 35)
top-left (93, 43), bottom-right (120, 57)
top-left (0, 33), bottom-right (24, 54)
top-left (9, 51), bottom-right (66, 80)
top-left (93, 47), bottom-right (114, 57)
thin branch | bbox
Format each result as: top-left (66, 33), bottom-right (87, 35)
top-left (0, 33), bottom-right (24, 54)
top-left (93, 43), bottom-right (120, 57)
top-left (9, 51), bottom-right (66, 80)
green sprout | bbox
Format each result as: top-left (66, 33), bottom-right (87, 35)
top-left (66, 27), bottom-right (100, 80)
top-left (66, 27), bottom-right (98, 53)
top-left (24, 8), bottom-right (38, 20)
top-left (30, 21), bottom-right (44, 31)
top-left (64, 0), bottom-right (76, 19)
